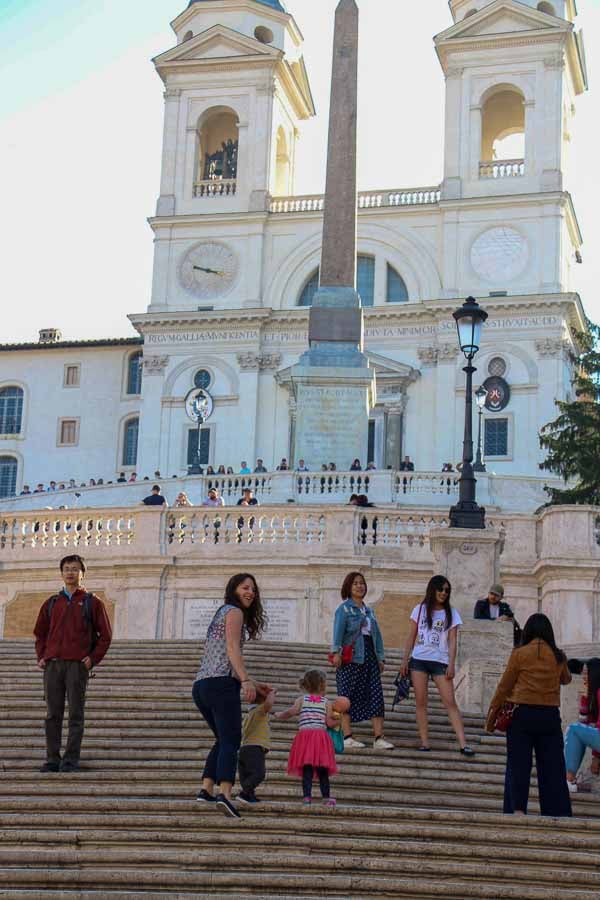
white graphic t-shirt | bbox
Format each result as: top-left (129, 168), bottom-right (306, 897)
top-left (410, 604), bottom-right (463, 664)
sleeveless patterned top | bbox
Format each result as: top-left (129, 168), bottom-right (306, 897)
top-left (195, 604), bottom-right (243, 682)
top-left (299, 695), bottom-right (327, 731)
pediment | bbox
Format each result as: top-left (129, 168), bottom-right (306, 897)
top-left (154, 24), bottom-right (281, 68)
top-left (436, 0), bottom-right (569, 44)
top-left (275, 353), bottom-right (420, 389)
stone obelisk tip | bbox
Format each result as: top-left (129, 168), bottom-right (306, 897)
top-left (318, 0), bottom-right (359, 290)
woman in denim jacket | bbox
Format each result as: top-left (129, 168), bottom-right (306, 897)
top-left (331, 572), bottom-right (394, 751)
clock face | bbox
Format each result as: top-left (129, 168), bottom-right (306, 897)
top-left (179, 241), bottom-right (238, 299)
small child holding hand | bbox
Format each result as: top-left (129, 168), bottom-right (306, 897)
top-left (277, 669), bottom-right (339, 807)
top-left (238, 688), bottom-right (276, 804)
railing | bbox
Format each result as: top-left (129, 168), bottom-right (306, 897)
top-left (479, 159), bottom-right (525, 179)
top-left (394, 473), bottom-right (459, 499)
top-left (193, 179), bottom-right (237, 198)
top-left (269, 186), bottom-right (441, 214)
top-left (0, 511), bottom-right (136, 552)
top-left (357, 512), bottom-right (449, 547)
top-left (296, 473), bottom-right (371, 497)
top-left (166, 508), bottom-right (327, 548)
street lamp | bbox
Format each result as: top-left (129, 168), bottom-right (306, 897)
top-left (189, 404), bottom-right (205, 475)
top-left (449, 297), bottom-right (488, 529)
top-left (473, 386), bottom-right (488, 473)
top-left (185, 388), bottom-right (213, 475)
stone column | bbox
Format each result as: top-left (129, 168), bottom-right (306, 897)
top-left (429, 526), bottom-right (503, 622)
top-left (157, 89), bottom-right (181, 216)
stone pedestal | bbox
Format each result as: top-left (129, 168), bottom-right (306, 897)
top-left (291, 364), bottom-right (375, 471)
top-left (429, 526), bottom-right (503, 621)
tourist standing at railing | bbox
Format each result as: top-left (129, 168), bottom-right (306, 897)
top-left (239, 461), bottom-right (251, 474)
top-left (276, 458), bottom-right (289, 471)
top-left (350, 459), bottom-right (362, 471)
top-left (237, 488), bottom-right (258, 507)
top-left (296, 459), bottom-right (309, 472)
top-left (399, 456), bottom-right (415, 472)
top-left (331, 572), bottom-right (394, 751)
top-left (192, 573), bottom-right (269, 819)
top-left (486, 613), bottom-right (572, 817)
top-left (254, 459), bottom-right (268, 473)
top-left (142, 485), bottom-right (168, 507)
top-left (34, 554), bottom-right (112, 773)
top-left (175, 491), bottom-right (193, 508)
top-left (400, 576), bottom-right (475, 757)
top-left (203, 487), bottom-right (225, 507)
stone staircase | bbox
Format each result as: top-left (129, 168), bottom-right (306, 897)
top-left (1, 638), bottom-right (600, 899)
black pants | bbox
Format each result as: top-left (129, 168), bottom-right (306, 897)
top-left (192, 677), bottom-right (242, 785)
top-left (44, 659), bottom-right (89, 764)
top-left (238, 745), bottom-right (267, 794)
top-left (302, 765), bottom-right (330, 799)
top-left (504, 704), bottom-right (572, 817)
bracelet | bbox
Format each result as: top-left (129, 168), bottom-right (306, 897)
top-left (241, 679), bottom-right (251, 684)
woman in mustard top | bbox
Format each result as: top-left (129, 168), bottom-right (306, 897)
top-left (486, 613), bottom-right (572, 817)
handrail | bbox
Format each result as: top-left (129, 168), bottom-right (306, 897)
top-left (269, 186), bottom-right (441, 214)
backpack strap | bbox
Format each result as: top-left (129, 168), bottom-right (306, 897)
top-left (46, 594), bottom-right (61, 621)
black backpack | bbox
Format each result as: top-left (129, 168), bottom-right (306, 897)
top-left (47, 592), bottom-right (97, 654)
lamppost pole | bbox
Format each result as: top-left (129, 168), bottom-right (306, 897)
top-left (473, 386), bottom-right (487, 473)
top-left (189, 409), bottom-right (204, 475)
top-left (449, 297), bottom-right (488, 529)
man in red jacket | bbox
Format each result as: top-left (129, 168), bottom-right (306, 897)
top-left (34, 555), bottom-right (112, 773)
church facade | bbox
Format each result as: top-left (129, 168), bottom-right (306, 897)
top-left (0, 0), bottom-right (589, 498)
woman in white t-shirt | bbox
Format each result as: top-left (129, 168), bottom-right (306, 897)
top-left (400, 575), bottom-right (475, 756)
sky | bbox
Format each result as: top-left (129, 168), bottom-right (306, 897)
top-left (1, 0), bottom-right (599, 343)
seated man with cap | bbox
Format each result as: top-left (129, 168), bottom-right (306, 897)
top-left (473, 584), bottom-right (514, 623)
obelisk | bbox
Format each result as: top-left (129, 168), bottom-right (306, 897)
top-left (292, 0), bottom-right (375, 471)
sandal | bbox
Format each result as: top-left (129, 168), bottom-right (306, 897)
top-left (418, 746), bottom-right (431, 752)
top-left (460, 746), bottom-right (476, 757)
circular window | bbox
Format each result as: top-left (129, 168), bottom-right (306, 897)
top-left (194, 369), bottom-right (212, 390)
top-left (488, 356), bottom-right (507, 377)
top-left (254, 25), bottom-right (274, 44)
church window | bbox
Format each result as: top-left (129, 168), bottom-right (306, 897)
top-left (386, 265), bottom-right (409, 303)
top-left (196, 108), bottom-right (239, 196)
top-left (127, 352), bottom-right (143, 396)
top-left (183, 30), bottom-right (194, 42)
top-left (123, 418), bottom-right (139, 467)
top-left (481, 87), bottom-right (525, 167)
top-left (58, 419), bottom-right (79, 447)
top-left (484, 418), bottom-right (509, 457)
top-left (194, 369), bottom-right (212, 390)
top-left (488, 356), bottom-right (507, 377)
top-left (0, 386), bottom-right (24, 435)
top-left (64, 365), bottom-right (80, 387)
top-left (298, 256), bottom-right (376, 307)
top-left (254, 25), bottom-right (274, 44)
top-left (0, 456), bottom-right (17, 499)
top-left (187, 427), bottom-right (211, 468)
top-left (537, 2), bottom-right (556, 14)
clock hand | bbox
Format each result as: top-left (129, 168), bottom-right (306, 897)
top-left (193, 265), bottom-right (225, 276)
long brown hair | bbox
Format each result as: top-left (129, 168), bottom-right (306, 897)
top-left (341, 571), bottom-right (367, 600)
top-left (224, 573), bottom-right (266, 640)
top-left (422, 575), bottom-right (452, 631)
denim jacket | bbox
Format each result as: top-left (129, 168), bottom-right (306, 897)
top-left (331, 600), bottom-right (385, 664)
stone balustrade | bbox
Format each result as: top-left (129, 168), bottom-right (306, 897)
top-left (193, 178), bottom-right (237, 198)
top-left (479, 159), bottom-right (525, 178)
top-left (0, 469), bottom-right (561, 514)
top-left (269, 186), bottom-right (441, 214)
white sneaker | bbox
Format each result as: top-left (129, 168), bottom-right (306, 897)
top-left (373, 737), bottom-right (394, 751)
top-left (344, 736), bottom-right (366, 749)
top-left (567, 780), bottom-right (578, 794)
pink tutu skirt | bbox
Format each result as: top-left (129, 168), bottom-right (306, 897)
top-left (287, 728), bottom-right (339, 778)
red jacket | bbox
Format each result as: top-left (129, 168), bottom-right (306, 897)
top-left (579, 691), bottom-right (600, 759)
top-left (34, 588), bottom-right (112, 668)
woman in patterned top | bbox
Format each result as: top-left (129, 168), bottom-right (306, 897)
top-left (192, 573), bottom-right (269, 819)
top-left (277, 669), bottom-right (339, 807)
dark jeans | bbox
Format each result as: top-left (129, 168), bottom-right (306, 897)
top-left (238, 745), bottom-right (267, 794)
top-left (302, 765), bottom-right (330, 799)
top-left (44, 659), bottom-right (89, 764)
top-left (504, 704), bottom-right (572, 817)
top-left (192, 676), bottom-right (242, 785)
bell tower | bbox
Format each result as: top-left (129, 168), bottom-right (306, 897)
top-left (153, 0), bottom-right (315, 218)
top-left (436, 0), bottom-right (587, 200)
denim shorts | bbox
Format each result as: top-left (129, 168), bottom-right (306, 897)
top-left (409, 658), bottom-right (448, 678)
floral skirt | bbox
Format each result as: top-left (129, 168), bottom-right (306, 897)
top-left (335, 635), bottom-right (385, 723)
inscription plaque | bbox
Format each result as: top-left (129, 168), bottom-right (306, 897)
top-left (183, 598), bottom-right (298, 643)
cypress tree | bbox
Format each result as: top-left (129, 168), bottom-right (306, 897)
top-left (539, 318), bottom-right (600, 505)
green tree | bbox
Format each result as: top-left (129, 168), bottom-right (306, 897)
top-left (539, 318), bottom-right (600, 505)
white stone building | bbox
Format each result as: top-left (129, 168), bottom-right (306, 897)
top-left (0, 0), bottom-right (589, 500)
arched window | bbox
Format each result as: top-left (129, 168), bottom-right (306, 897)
top-left (0, 386), bottom-right (24, 435)
top-left (0, 456), bottom-right (18, 499)
top-left (537, 2), bottom-right (556, 15)
top-left (127, 352), bottom-right (143, 395)
top-left (481, 86), bottom-right (525, 163)
top-left (196, 107), bottom-right (239, 196)
top-left (386, 265), bottom-right (409, 303)
top-left (183, 30), bottom-right (194, 41)
top-left (298, 256), bottom-right (376, 307)
top-left (123, 418), bottom-right (139, 467)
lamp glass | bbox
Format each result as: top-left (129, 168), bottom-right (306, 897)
top-left (456, 315), bottom-right (481, 357)
top-left (475, 386), bottom-right (487, 409)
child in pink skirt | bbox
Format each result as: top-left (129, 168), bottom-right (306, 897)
top-left (276, 669), bottom-right (339, 807)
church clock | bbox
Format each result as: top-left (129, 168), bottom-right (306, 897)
top-left (179, 241), bottom-right (238, 299)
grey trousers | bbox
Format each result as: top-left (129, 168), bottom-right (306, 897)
top-left (238, 745), bottom-right (267, 793)
top-left (44, 659), bottom-right (89, 764)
